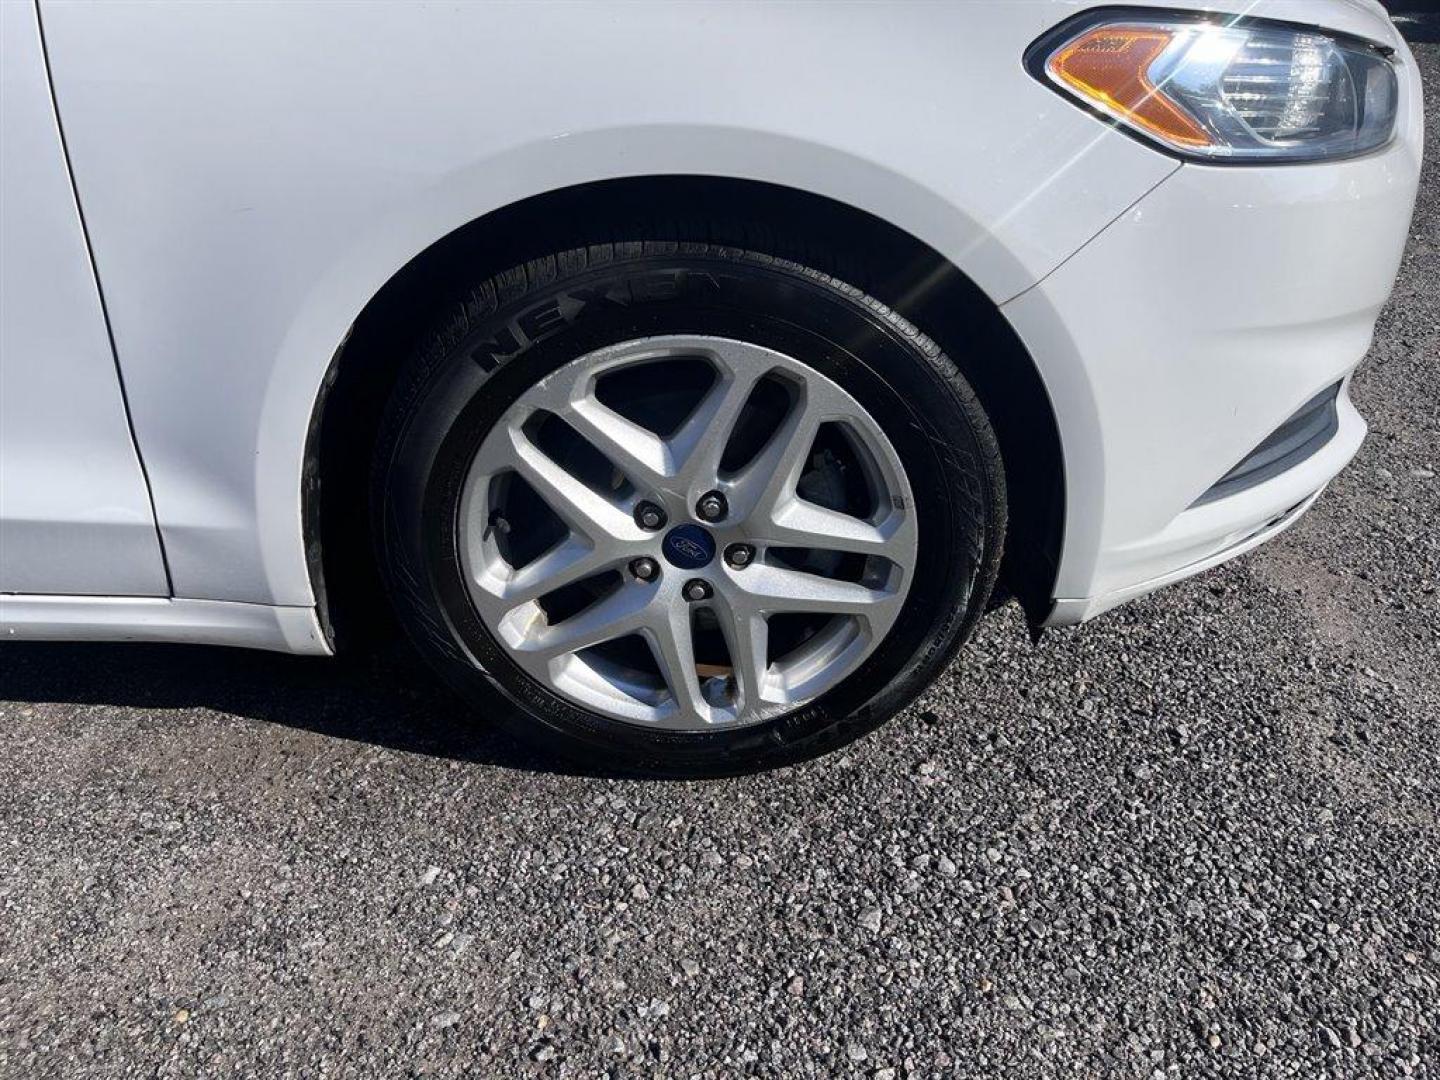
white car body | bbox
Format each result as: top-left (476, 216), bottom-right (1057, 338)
top-left (0, 0), bottom-right (1423, 651)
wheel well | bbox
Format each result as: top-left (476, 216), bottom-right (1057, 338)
top-left (312, 176), bottom-right (1063, 647)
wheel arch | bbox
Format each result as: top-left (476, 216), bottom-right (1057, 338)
top-left (307, 176), bottom-right (1066, 647)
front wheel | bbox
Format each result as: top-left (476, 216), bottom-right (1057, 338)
top-left (374, 242), bottom-right (1005, 775)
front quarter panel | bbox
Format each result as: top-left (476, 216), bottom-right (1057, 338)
top-left (39, 0), bottom-right (1178, 606)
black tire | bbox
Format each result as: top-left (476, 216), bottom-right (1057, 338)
top-left (373, 242), bottom-right (1005, 776)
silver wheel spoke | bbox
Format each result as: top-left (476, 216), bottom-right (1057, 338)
top-left (670, 365), bottom-right (763, 492)
top-left (714, 591), bottom-right (770, 712)
top-left (524, 584), bottom-right (652, 660)
top-left (725, 400), bottom-right (821, 523)
top-left (498, 535), bottom-right (609, 604)
top-left (506, 425), bottom-right (637, 543)
top-left (764, 499), bottom-right (900, 556)
top-left (566, 396), bottom-right (672, 492)
top-left (739, 563), bottom-right (900, 618)
top-left (645, 605), bottom-right (708, 723)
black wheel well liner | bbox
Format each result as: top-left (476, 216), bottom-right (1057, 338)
top-left (309, 176), bottom-right (1063, 647)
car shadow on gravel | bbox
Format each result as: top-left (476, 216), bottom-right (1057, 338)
top-left (0, 641), bottom-right (613, 777)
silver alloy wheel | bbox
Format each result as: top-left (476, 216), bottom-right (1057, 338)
top-left (458, 335), bottom-right (918, 731)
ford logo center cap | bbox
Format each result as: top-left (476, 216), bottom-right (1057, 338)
top-left (661, 524), bottom-right (716, 569)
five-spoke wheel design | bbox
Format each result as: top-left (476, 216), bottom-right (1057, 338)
top-left (458, 335), bottom-right (918, 731)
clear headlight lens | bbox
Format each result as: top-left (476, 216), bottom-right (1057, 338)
top-left (1034, 14), bottom-right (1399, 162)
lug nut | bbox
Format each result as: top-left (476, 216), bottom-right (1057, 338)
top-left (696, 490), bottom-right (728, 522)
top-left (724, 543), bottom-right (755, 569)
top-left (629, 557), bottom-right (659, 582)
top-left (682, 578), bottom-right (713, 603)
top-left (634, 501), bottom-right (667, 531)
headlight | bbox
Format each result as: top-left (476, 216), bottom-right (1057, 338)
top-left (1029, 11), bottom-right (1400, 162)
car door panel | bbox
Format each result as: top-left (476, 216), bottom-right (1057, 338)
top-left (0, 1), bottom-right (167, 596)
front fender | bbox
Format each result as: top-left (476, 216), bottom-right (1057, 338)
top-left (43, 0), bottom-right (1177, 605)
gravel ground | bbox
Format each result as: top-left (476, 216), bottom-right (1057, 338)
top-left (3, 27), bottom-right (1437, 1080)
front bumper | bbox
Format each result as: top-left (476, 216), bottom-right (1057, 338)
top-left (1049, 382), bottom-right (1364, 625)
top-left (1003, 30), bottom-right (1424, 626)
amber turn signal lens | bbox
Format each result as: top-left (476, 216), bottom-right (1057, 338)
top-left (1047, 26), bottom-right (1212, 148)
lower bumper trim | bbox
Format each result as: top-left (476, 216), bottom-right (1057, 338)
top-left (1046, 485), bottom-right (1324, 626)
